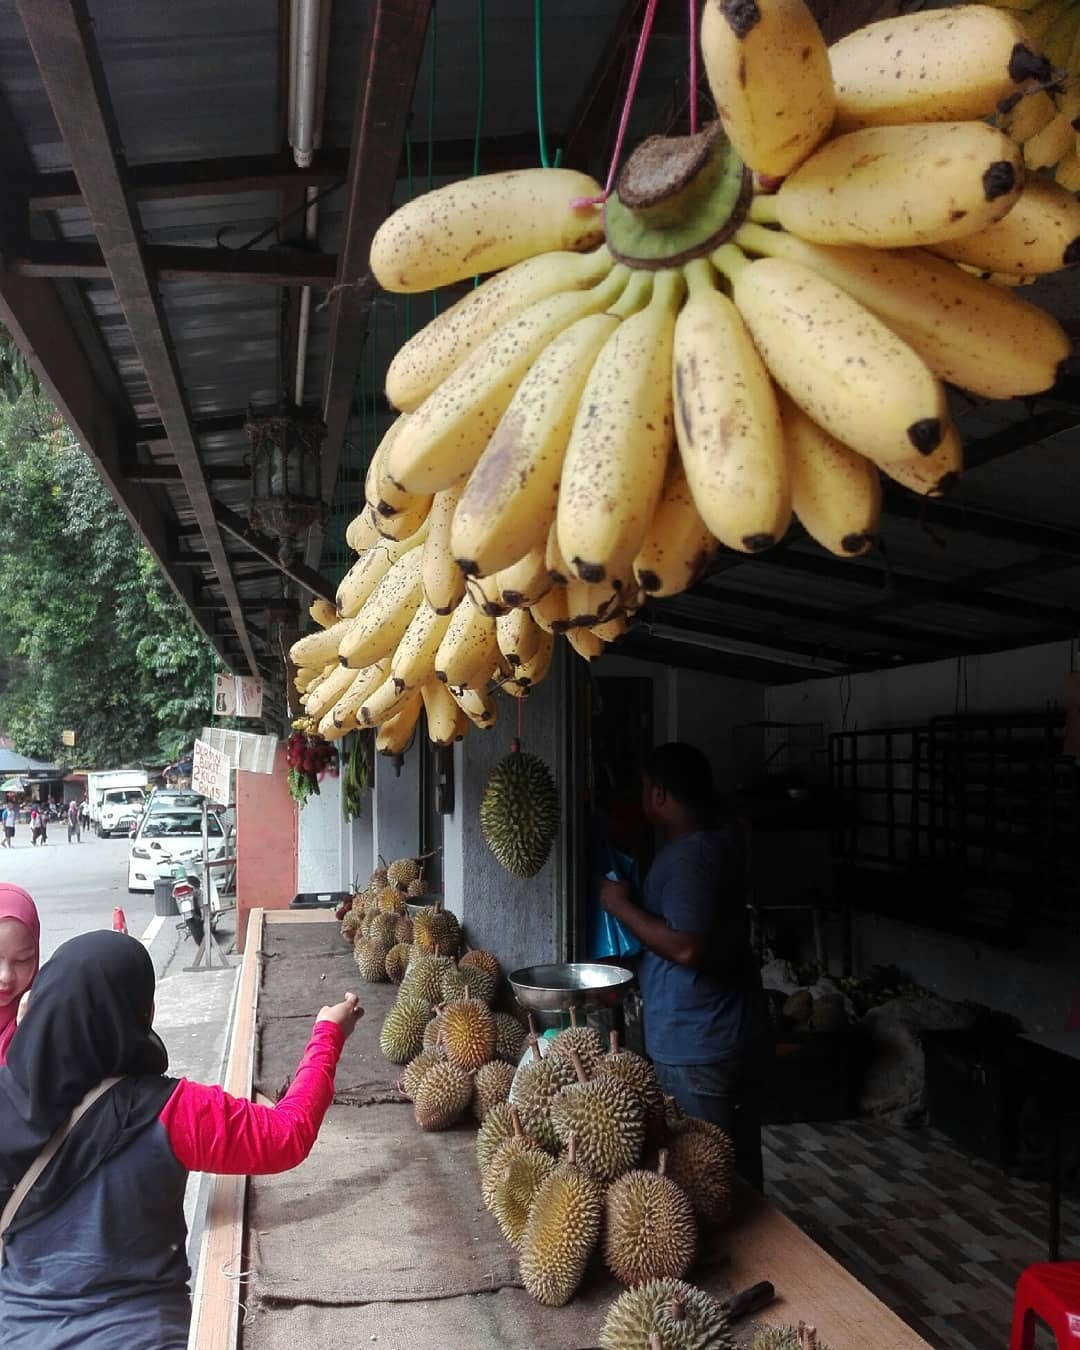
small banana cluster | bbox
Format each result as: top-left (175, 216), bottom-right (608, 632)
top-left (986, 0), bottom-right (1080, 191)
top-left (291, 0), bottom-right (1075, 743)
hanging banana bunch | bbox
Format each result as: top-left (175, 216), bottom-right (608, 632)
top-left (289, 0), bottom-right (1074, 749)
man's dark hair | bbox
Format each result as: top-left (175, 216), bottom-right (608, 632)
top-left (643, 742), bottom-right (714, 817)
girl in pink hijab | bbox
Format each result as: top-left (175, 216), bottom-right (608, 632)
top-left (0, 884), bottom-right (40, 1063)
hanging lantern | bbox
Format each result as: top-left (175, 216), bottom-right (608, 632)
top-left (245, 403), bottom-right (327, 564)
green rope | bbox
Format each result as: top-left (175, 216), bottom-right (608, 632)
top-left (427, 6), bottom-right (439, 320)
top-left (534, 0), bottom-right (561, 168)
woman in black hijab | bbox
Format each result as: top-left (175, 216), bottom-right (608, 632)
top-left (0, 930), bottom-right (360, 1349)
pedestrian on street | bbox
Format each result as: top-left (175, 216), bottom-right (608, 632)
top-left (1, 804), bottom-right (15, 849)
top-left (28, 806), bottom-right (41, 848)
top-left (0, 885), bottom-right (39, 1066)
top-left (66, 799), bottom-right (80, 844)
top-left (0, 931), bottom-right (362, 1348)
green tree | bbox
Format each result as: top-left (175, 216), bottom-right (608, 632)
top-left (0, 378), bottom-right (218, 765)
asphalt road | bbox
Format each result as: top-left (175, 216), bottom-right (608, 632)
top-left (0, 830), bottom-right (155, 960)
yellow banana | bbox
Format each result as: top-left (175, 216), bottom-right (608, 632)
top-left (361, 675), bottom-right (415, 728)
top-left (434, 599), bottom-right (499, 688)
top-left (932, 176), bottom-right (1080, 276)
top-left (565, 573), bottom-right (628, 628)
top-left (1000, 88), bottom-right (1057, 143)
top-left (289, 615), bottom-right (356, 670)
top-left (294, 667), bottom-right (318, 693)
top-left (593, 613), bottom-right (628, 643)
top-left (514, 627), bottom-right (554, 687)
top-left (345, 506), bottom-right (381, 552)
top-left (633, 454), bottom-right (719, 597)
top-left (303, 662), bottom-right (359, 722)
top-left (495, 548), bottom-right (551, 609)
top-left (1039, 0), bottom-right (1080, 64)
top-left (718, 248), bottom-right (947, 467)
top-left (829, 7), bottom-right (1048, 132)
top-left (387, 268), bottom-right (628, 496)
top-left (421, 678), bottom-right (468, 746)
top-left (780, 395), bottom-right (882, 557)
top-left (309, 597), bottom-right (338, 629)
top-left (336, 523), bottom-right (427, 619)
top-left (465, 571), bottom-right (508, 619)
top-left (881, 422), bottom-right (962, 497)
top-left (529, 582), bottom-right (568, 634)
top-left (545, 520), bottom-right (572, 585)
top-left (754, 122), bottom-right (1024, 248)
top-left (700, 0), bottom-right (834, 177)
top-left (385, 247), bottom-right (612, 412)
top-left (557, 269), bottom-right (684, 583)
top-left (735, 221), bottom-right (1070, 399)
top-left (421, 488), bottom-right (466, 615)
top-left (329, 659), bottom-right (391, 733)
top-left (671, 256), bottom-right (790, 554)
top-left (1023, 109), bottom-right (1075, 170)
top-left (450, 311), bottom-right (620, 578)
top-left (365, 417), bottom-right (404, 508)
top-left (1021, 0), bottom-right (1073, 42)
top-left (375, 691), bottom-right (423, 754)
top-left (565, 627), bottom-right (605, 662)
top-left (1057, 146), bottom-right (1080, 190)
top-left (339, 546), bottom-right (425, 668)
top-left (374, 493), bottom-right (431, 542)
top-left (369, 421), bottom-right (433, 526)
top-left (496, 606), bottom-right (545, 669)
top-left (369, 168), bottom-right (605, 294)
top-left (448, 683), bottom-right (497, 728)
top-left (318, 710), bottom-right (351, 743)
top-left (389, 600), bottom-right (454, 692)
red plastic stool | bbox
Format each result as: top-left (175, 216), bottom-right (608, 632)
top-left (1010, 1263), bottom-right (1080, 1349)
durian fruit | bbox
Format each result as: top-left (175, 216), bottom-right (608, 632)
top-left (460, 948), bottom-right (500, 982)
top-left (340, 910), bottom-right (362, 944)
top-left (385, 941), bottom-right (411, 984)
top-left (401, 953), bottom-right (453, 1007)
top-left (413, 902), bottom-right (462, 956)
top-left (413, 1059), bottom-right (473, 1131)
top-left (549, 1050), bottom-right (645, 1182)
top-left (441, 960), bottom-right (497, 1005)
top-left (472, 1059), bottom-right (516, 1122)
top-left (518, 1134), bottom-right (604, 1307)
top-left (379, 995), bottom-right (430, 1064)
top-left (595, 1031), bottom-right (666, 1146)
top-left (603, 1149), bottom-right (697, 1287)
top-left (368, 911), bottom-right (398, 948)
top-left (406, 877), bottom-right (427, 898)
top-left (400, 1049), bottom-right (442, 1101)
top-left (510, 1035), bottom-right (576, 1153)
top-left (377, 885), bottom-right (407, 915)
top-left (370, 864), bottom-right (389, 890)
top-left (354, 937), bottom-right (390, 983)
top-left (476, 1100), bottom-right (517, 1174)
top-left (387, 856), bottom-right (420, 889)
top-left (422, 1007), bottom-right (447, 1055)
top-left (440, 991), bottom-right (496, 1071)
top-left (481, 1110), bottom-right (550, 1208)
top-left (599, 1279), bottom-right (734, 1350)
top-left (751, 1325), bottom-right (831, 1350)
top-left (393, 913), bottom-right (415, 945)
top-left (493, 1011), bottom-right (527, 1064)
top-left (350, 890), bottom-right (368, 915)
top-left (491, 1146), bottom-right (558, 1248)
top-left (549, 1008), bottom-right (606, 1076)
top-left (480, 741), bottom-right (559, 878)
top-left (664, 1114), bottom-right (736, 1226)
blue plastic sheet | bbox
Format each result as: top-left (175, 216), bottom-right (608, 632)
top-left (588, 845), bottom-right (644, 960)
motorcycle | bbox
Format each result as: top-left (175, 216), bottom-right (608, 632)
top-left (169, 867), bottom-right (205, 946)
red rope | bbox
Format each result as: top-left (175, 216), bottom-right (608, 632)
top-left (570, 0), bottom-right (661, 207)
top-left (688, 0), bottom-right (698, 134)
top-left (516, 693), bottom-right (523, 742)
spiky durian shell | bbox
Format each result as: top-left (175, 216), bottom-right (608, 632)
top-left (460, 948), bottom-right (500, 981)
top-left (491, 1147), bottom-right (558, 1248)
top-left (386, 856), bottom-right (420, 888)
top-left (664, 1118), bottom-right (736, 1225)
top-left (413, 1060), bottom-right (472, 1131)
top-left (549, 1076), bottom-right (645, 1181)
top-left (368, 911), bottom-right (398, 948)
top-left (378, 885), bottom-right (407, 915)
top-left (549, 1024), bottom-right (606, 1076)
top-left (750, 1328), bottom-right (833, 1350)
top-left (384, 941), bottom-right (411, 983)
top-left (476, 1101), bottom-right (517, 1175)
top-left (440, 961), bottom-right (496, 1005)
top-left (400, 1049), bottom-right (442, 1101)
top-left (393, 913), bottom-right (415, 945)
top-left (340, 910), bottom-right (362, 943)
top-left (369, 865), bottom-right (389, 890)
top-left (440, 996), bottom-right (496, 1071)
top-left (510, 1050), bottom-right (576, 1154)
top-left (518, 1157), bottom-right (603, 1306)
top-left (480, 749), bottom-right (559, 878)
top-left (598, 1279), bottom-right (734, 1350)
top-left (595, 1049), bottom-right (666, 1144)
top-left (494, 1011), bottom-right (527, 1064)
top-left (354, 937), bottom-right (390, 983)
top-left (472, 1059), bottom-right (516, 1122)
top-left (603, 1167), bottom-right (697, 1286)
top-left (413, 905), bottom-right (462, 956)
top-left (379, 996), bottom-right (430, 1064)
top-left (401, 953), bottom-right (453, 1007)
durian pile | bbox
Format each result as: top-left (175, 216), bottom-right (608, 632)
top-left (338, 857), bottom-right (466, 983)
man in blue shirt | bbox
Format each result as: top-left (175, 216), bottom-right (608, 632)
top-left (600, 742), bottom-right (767, 1189)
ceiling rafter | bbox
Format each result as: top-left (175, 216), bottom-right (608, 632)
top-left (8, 240), bottom-right (338, 287)
top-left (17, 0), bottom-right (260, 675)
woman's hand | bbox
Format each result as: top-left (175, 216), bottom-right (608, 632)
top-left (316, 992), bottom-right (363, 1040)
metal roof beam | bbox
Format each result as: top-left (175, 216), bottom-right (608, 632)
top-left (884, 487), bottom-right (1080, 559)
top-left (17, 0), bottom-right (260, 676)
top-left (308, 0), bottom-right (434, 570)
top-left (8, 240), bottom-right (338, 287)
top-left (134, 412), bottom-right (249, 444)
top-left (214, 502), bottom-right (336, 604)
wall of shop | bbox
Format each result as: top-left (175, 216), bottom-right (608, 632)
top-left (296, 770), bottom-right (373, 897)
top-left (236, 746), bottom-right (297, 948)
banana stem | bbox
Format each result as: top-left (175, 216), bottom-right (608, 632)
top-left (748, 194), bottom-right (781, 225)
top-left (710, 242), bottom-right (751, 284)
top-left (608, 268), bottom-right (653, 317)
top-left (681, 255), bottom-right (716, 298)
top-left (734, 220), bottom-right (792, 260)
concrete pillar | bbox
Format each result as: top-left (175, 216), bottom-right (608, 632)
top-left (441, 651), bottom-right (566, 974)
top-left (372, 740), bottom-right (421, 868)
top-left (296, 771), bottom-right (345, 892)
top-left (236, 745), bottom-right (297, 949)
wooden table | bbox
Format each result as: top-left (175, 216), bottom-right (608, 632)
top-left (189, 909), bottom-right (931, 1350)
top-left (1019, 1030), bottom-right (1080, 1261)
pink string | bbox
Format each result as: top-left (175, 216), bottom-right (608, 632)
top-left (570, 0), bottom-right (662, 208)
top-left (688, 0), bottom-right (698, 134)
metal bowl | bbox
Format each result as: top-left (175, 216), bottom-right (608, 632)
top-left (508, 962), bottom-right (635, 1014)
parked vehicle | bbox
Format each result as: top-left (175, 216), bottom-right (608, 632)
top-left (86, 769), bottom-right (149, 837)
top-left (127, 797), bottom-right (225, 893)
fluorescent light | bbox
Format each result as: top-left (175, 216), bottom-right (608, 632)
top-left (645, 623), bottom-right (849, 674)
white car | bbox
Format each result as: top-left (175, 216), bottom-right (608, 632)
top-left (127, 801), bottom-right (226, 893)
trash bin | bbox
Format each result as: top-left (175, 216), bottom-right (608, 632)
top-left (153, 877), bottom-right (179, 917)
top-left (289, 891), bottom-right (350, 910)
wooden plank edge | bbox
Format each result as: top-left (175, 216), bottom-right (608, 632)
top-left (264, 909), bottom-right (337, 923)
top-left (188, 907), bottom-right (265, 1350)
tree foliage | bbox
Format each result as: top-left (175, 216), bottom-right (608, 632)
top-left (0, 377), bottom-right (217, 766)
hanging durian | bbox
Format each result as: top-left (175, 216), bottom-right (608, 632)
top-left (480, 739), bottom-right (559, 877)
